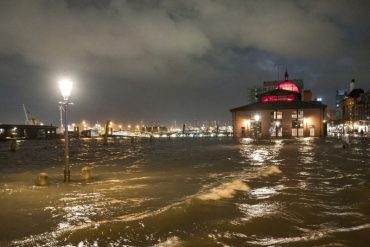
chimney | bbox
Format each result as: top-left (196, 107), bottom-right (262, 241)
top-left (350, 79), bottom-right (355, 92)
top-left (303, 90), bottom-right (312, 101)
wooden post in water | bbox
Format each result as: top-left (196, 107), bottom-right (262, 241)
top-left (104, 120), bottom-right (111, 145)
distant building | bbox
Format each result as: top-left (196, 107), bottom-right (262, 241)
top-left (335, 89), bottom-right (347, 120)
top-left (246, 87), bottom-right (265, 104)
top-left (362, 90), bottom-right (370, 120)
top-left (246, 71), bottom-right (304, 104)
top-left (342, 79), bottom-right (365, 123)
top-left (232, 71), bottom-right (326, 138)
top-left (303, 90), bottom-right (313, 101)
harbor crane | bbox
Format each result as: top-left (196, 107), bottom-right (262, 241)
top-left (22, 104), bottom-right (43, 125)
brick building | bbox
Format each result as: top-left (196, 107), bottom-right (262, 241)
top-left (231, 72), bottom-right (327, 138)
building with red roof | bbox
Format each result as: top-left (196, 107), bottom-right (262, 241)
top-left (230, 70), bottom-right (327, 138)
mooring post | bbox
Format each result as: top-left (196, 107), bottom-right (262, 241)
top-left (9, 139), bottom-right (16, 152)
top-left (104, 120), bottom-right (111, 144)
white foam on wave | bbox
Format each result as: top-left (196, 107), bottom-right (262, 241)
top-left (247, 223), bottom-right (370, 246)
top-left (153, 236), bottom-right (182, 247)
top-left (258, 165), bottom-right (282, 177)
top-left (197, 179), bottom-right (250, 201)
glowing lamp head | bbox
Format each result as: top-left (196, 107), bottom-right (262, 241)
top-left (58, 78), bottom-right (73, 100)
top-left (276, 121), bottom-right (280, 127)
top-left (254, 114), bottom-right (260, 122)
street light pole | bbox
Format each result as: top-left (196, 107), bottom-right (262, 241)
top-left (62, 102), bottom-right (70, 182)
top-left (58, 77), bottom-right (73, 183)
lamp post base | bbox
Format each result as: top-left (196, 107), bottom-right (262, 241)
top-left (64, 169), bottom-right (70, 183)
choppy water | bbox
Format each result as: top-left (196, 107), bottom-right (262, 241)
top-left (0, 137), bottom-right (369, 246)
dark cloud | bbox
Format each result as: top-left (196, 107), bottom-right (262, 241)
top-left (1, 0), bottom-right (370, 125)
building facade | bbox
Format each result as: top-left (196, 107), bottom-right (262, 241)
top-left (343, 88), bottom-right (365, 123)
top-left (232, 76), bottom-right (326, 139)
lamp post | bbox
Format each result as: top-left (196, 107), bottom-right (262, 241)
top-left (275, 121), bottom-right (280, 137)
top-left (58, 78), bottom-right (73, 183)
top-left (254, 114), bottom-right (260, 139)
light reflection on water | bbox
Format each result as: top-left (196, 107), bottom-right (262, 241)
top-left (0, 137), bottom-right (370, 246)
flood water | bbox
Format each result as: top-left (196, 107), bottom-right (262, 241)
top-left (0, 137), bottom-right (369, 246)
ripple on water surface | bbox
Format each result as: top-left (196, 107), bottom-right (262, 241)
top-left (0, 137), bottom-right (369, 246)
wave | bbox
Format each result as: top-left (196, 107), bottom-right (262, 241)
top-left (197, 179), bottom-right (250, 201)
top-left (258, 165), bottom-right (282, 177)
top-left (247, 223), bottom-right (370, 246)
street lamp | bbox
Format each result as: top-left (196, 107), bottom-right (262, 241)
top-left (253, 114), bottom-right (261, 138)
top-left (275, 121), bottom-right (280, 137)
top-left (58, 77), bottom-right (73, 183)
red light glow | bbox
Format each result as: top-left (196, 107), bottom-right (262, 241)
top-left (275, 81), bottom-right (300, 93)
top-left (261, 95), bottom-right (296, 102)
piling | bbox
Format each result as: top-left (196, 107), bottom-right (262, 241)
top-left (81, 166), bottom-right (93, 180)
top-left (37, 173), bottom-right (49, 186)
top-left (9, 139), bottom-right (16, 152)
top-left (104, 120), bottom-right (111, 145)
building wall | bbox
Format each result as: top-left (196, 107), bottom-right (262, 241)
top-left (363, 91), bottom-right (370, 120)
top-left (232, 111), bottom-right (251, 138)
top-left (232, 108), bottom-right (325, 138)
top-left (343, 97), bottom-right (366, 122)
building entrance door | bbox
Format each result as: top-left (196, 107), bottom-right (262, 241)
top-left (292, 128), bottom-right (297, 137)
top-left (241, 127), bottom-right (246, 138)
top-left (310, 127), bottom-right (315, 136)
top-left (298, 128), bottom-right (304, 137)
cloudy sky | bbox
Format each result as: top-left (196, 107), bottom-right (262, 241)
top-left (1, 0), bottom-right (370, 126)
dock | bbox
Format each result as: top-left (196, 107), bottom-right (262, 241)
top-left (0, 124), bottom-right (58, 140)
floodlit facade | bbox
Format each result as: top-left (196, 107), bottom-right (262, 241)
top-left (231, 72), bottom-right (327, 139)
top-left (341, 79), bottom-right (370, 133)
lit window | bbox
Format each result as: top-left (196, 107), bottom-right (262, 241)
top-left (272, 111), bottom-right (282, 119)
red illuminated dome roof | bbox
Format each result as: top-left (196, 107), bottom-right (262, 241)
top-left (274, 69), bottom-right (300, 93)
top-left (275, 81), bottom-right (300, 93)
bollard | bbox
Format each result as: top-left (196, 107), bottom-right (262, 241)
top-left (81, 166), bottom-right (93, 180)
top-left (9, 140), bottom-right (17, 152)
top-left (37, 173), bottom-right (49, 186)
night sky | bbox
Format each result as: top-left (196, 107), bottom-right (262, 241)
top-left (1, 0), bottom-right (370, 127)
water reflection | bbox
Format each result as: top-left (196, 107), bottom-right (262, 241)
top-left (0, 137), bottom-right (369, 246)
